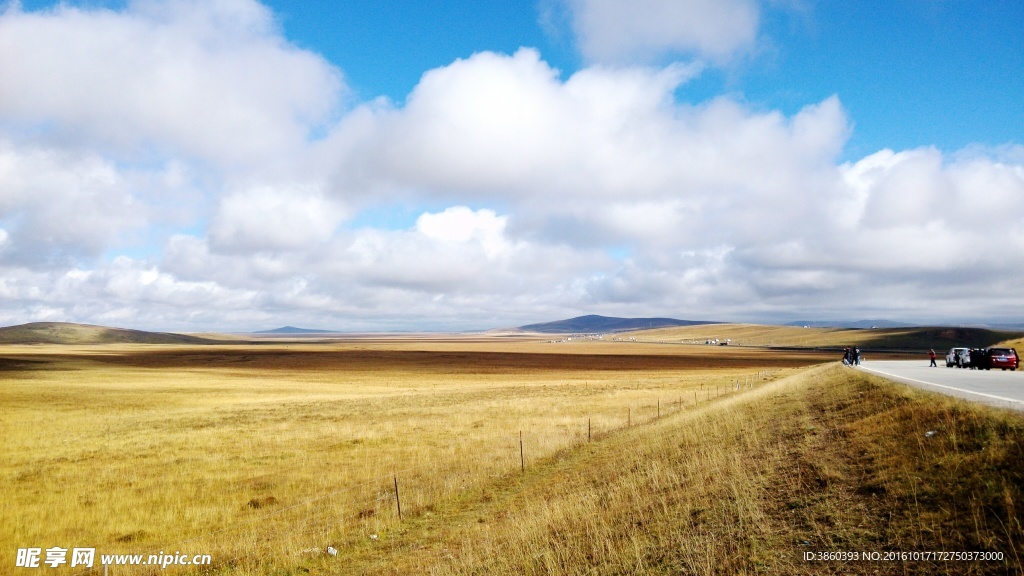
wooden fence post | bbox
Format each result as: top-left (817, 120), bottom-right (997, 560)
top-left (519, 431), bottom-right (525, 473)
top-left (393, 475), bottom-right (402, 520)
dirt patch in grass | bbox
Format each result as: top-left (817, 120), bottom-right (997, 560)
top-left (0, 356), bottom-right (50, 371)
top-left (66, 344), bottom-right (831, 373)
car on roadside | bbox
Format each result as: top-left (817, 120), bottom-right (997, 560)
top-left (945, 347), bottom-right (969, 368)
top-left (986, 347), bottom-right (1019, 371)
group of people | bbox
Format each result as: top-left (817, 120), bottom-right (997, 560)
top-left (842, 347), bottom-right (861, 366)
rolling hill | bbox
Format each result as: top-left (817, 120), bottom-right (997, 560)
top-left (0, 322), bottom-right (217, 345)
top-left (624, 323), bottom-right (1024, 350)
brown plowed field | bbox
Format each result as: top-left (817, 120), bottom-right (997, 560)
top-left (0, 340), bottom-right (833, 373)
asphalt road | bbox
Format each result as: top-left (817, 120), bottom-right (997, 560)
top-left (857, 360), bottom-right (1024, 412)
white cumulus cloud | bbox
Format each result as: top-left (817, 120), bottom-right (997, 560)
top-left (0, 0), bottom-right (344, 168)
top-left (415, 206), bottom-right (511, 258)
top-left (209, 186), bottom-right (347, 253)
top-left (0, 142), bottom-right (144, 265)
top-left (0, 1), bottom-right (1022, 330)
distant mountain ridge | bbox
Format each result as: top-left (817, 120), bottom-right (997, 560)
top-left (519, 315), bottom-right (716, 334)
top-left (785, 319), bottom-right (916, 329)
top-left (254, 326), bottom-right (337, 334)
top-left (0, 322), bottom-right (214, 345)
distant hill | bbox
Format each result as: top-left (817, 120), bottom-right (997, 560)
top-left (972, 322), bottom-right (1024, 332)
top-left (519, 315), bottom-right (716, 334)
top-left (628, 323), bottom-right (1024, 351)
top-left (0, 322), bottom-right (215, 345)
top-left (254, 326), bottom-right (337, 334)
top-left (785, 319), bottom-right (915, 329)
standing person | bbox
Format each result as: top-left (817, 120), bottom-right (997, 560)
top-left (854, 347), bottom-right (861, 365)
top-left (929, 349), bottom-right (937, 367)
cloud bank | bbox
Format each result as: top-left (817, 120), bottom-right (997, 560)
top-left (1, 0), bottom-right (1022, 331)
top-left (565, 0), bottom-right (760, 64)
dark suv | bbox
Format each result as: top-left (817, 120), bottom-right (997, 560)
top-left (986, 347), bottom-right (1019, 371)
top-left (967, 348), bottom-right (988, 369)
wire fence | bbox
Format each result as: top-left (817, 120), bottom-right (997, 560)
top-left (51, 370), bottom-right (781, 575)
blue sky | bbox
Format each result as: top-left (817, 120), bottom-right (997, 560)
top-left (257, 0), bottom-right (1024, 159)
top-left (1, 0), bottom-right (1023, 331)
top-left (9, 0), bottom-right (1023, 154)
top-left (9, 0), bottom-right (1023, 155)
top-left (262, 0), bottom-right (576, 103)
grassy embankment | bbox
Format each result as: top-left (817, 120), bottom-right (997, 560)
top-left (3, 340), bottom-right (1024, 574)
top-left (995, 336), bottom-right (1024, 350)
top-left (343, 364), bottom-right (1024, 575)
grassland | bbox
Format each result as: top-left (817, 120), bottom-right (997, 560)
top-left (995, 336), bottom-right (1024, 350)
top-left (2, 338), bottom-right (1023, 575)
top-left (625, 323), bottom-right (1022, 351)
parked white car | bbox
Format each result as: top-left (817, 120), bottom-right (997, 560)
top-left (946, 347), bottom-right (969, 368)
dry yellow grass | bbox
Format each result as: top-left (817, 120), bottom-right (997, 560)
top-left (1, 340), bottom-right (816, 574)
top-left (347, 364), bottom-right (1024, 575)
top-left (628, 322), bottom-right (1019, 352)
top-left (995, 336), bottom-right (1024, 350)
top-left (624, 322), bottom-right (877, 347)
top-left (4, 339), bottom-right (1022, 575)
